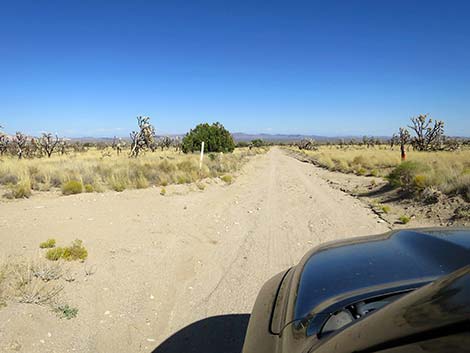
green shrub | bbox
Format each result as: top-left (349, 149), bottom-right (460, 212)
top-left (54, 304), bottom-right (78, 319)
top-left (62, 240), bottom-right (88, 261)
top-left (182, 122), bottom-right (235, 153)
top-left (413, 175), bottom-right (429, 191)
top-left (380, 205), bottom-right (391, 214)
top-left (84, 184), bottom-right (94, 193)
top-left (45, 247), bottom-right (65, 261)
top-left (387, 161), bottom-right (430, 192)
top-left (251, 139), bottom-right (264, 148)
top-left (221, 175), bottom-right (233, 184)
top-left (357, 168), bottom-right (367, 176)
top-left (196, 182), bottom-right (206, 190)
top-left (45, 240), bottom-right (88, 261)
top-left (160, 187), bottom-right (166, 196)
top-left (39, 239), bottom-right (56, 249)
top-left (399, 215), bottom-right (411, 224)
top-left (61, 180), bottom-right (83, 195)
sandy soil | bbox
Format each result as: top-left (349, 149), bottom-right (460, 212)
top-left (0, 148), bottom-right (389, 353)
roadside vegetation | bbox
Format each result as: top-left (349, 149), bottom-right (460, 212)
top-left (289, 115), bottom-right (470, 202)
top-left (292, 146), bottom-right (470, 199)
top-left (0, 258), bottom-right (81, 319)
top-left (0, 118), bottom-right (267, 199)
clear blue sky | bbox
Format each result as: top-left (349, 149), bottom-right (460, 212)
top-left (1, 0), bottom-right (469, 137)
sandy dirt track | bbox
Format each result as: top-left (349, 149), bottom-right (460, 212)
top-left (0, 148), bottom-right (389, 353)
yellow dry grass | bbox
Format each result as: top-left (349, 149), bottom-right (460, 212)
top-left (0, 147), bottom-right (267, 197)
top-left (289, 145), bottom-right (470, 199)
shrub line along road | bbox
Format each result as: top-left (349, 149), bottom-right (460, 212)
top-left (0, 148), bottom-right (388, 353)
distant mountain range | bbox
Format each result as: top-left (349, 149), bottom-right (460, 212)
top-left (68, 133), bottom-right (392, 143)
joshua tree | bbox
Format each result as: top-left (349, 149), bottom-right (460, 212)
top-left (158, 136), bottom-right (172, 151)
top-left (13, 132), bottom-right (28, 159)
top-left (130, 116), bottom-right (156, 157)
top-left (172, 136), bottom-right (182, 152)
top-left (0, 125), bottom-right (9, 156)
top-left (298, 138), bottom-right (318, 151)
top-left (112, 136), bottom-right (125, 155)
top-left (408, 114), bottom-right (444, 151)
top-left (58, 139), bottom-right (67, 155)
top-left (39, 132), bottom-right (60, 157)
top-left (397, 127), bottom-right (411, 160)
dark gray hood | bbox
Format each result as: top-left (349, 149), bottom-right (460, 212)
top-left (294, 229), bottom-right (470, 333)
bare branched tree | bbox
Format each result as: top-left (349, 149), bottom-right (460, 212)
top-left (408, 114), bottom-right (444, 151)
top-left (398, 127), bottom-right (411, 160)
top-left (13, 132), bottom-right (28, 159)
top-left (58, 139), bottom-right (67, 155)
top-left (172, 136), bottom-right (182, 152)
top-left (0, 125), bottom-right (9, 156)
top-left (297, 138), bottom-right (318, 151)
top-left (158, 136), bottom-right (172, 151)
top-left (112, 136), bottom-right (125, 155)
top-left (130, 116), bottom-right (156, 157)
top-left (39, 133), bottom-right (60, 157)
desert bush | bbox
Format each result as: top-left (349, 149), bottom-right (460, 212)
top-left (4, 180), bottom-right (32, 199)
top-left (221, 175), bottom-right (233, 184)
top-left (399, 215), bottom-right (411, 224)
top-left (61, 180), bottom-right (83, 195)
top-left (39, 239), bottom-right (56, 249)
top-left (196, 182), bottom-right (205, 190)
top-left (387, 161), bottom-right (430, 192)
top-left (454, 205), bottom-right (470, 220)
top-left (45, 248), bottom-right (65, 261)
top-left (0, 173), bottom-right (18, 185)
top-left (46, 240), bottom-right (88, 261)
top-left (84, 184), bottom-right (94, 193)
top-left (380, 205), bottom-right (391, 214)
top-left (182, 122), bottom-right (235, 153)
top-left (31, 261), bottom-right (62, 282)
top-left (54, 303), bottom-right (78, 319)
top-left (160, 187), bottom-right (166, 196)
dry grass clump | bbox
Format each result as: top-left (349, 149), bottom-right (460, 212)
top-left (292, 146), bottom-right (470, 200)
top-left (0, 261), bottom-right (63, 306)
top-left (0, 258), bottom-right (80, 319)
top-left (61, 180), bottom-right (83, 195)
top-left (3, 179), bottom-right (32, 199)
top-left (0, 147), bottom-right (266, 197)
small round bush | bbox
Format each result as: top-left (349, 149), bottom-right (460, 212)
top-left (62, 180), bottom-right (83, 195)
top-left (84, 184), bottom-right (94, 193)
top-left (46, 247), bottom-right (65, 261)
top-left (39, 238), bottom-right (56, 249)
top-left (221, 175), bottom-right (233, 184)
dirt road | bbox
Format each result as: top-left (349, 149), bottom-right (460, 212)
top-left (0, 148), bottom-right (389, 353)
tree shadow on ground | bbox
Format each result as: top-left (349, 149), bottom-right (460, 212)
top-left (152, 314), bottom-right (250, 353)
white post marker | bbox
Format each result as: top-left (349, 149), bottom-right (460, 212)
top-left (199, 141), bottom-right (204, 170)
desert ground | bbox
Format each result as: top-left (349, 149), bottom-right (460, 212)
top-left (2, 148), bottom-right (396, 353)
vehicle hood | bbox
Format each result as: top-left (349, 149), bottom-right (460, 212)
top-left (294, 229), bottom-right (470, 327)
